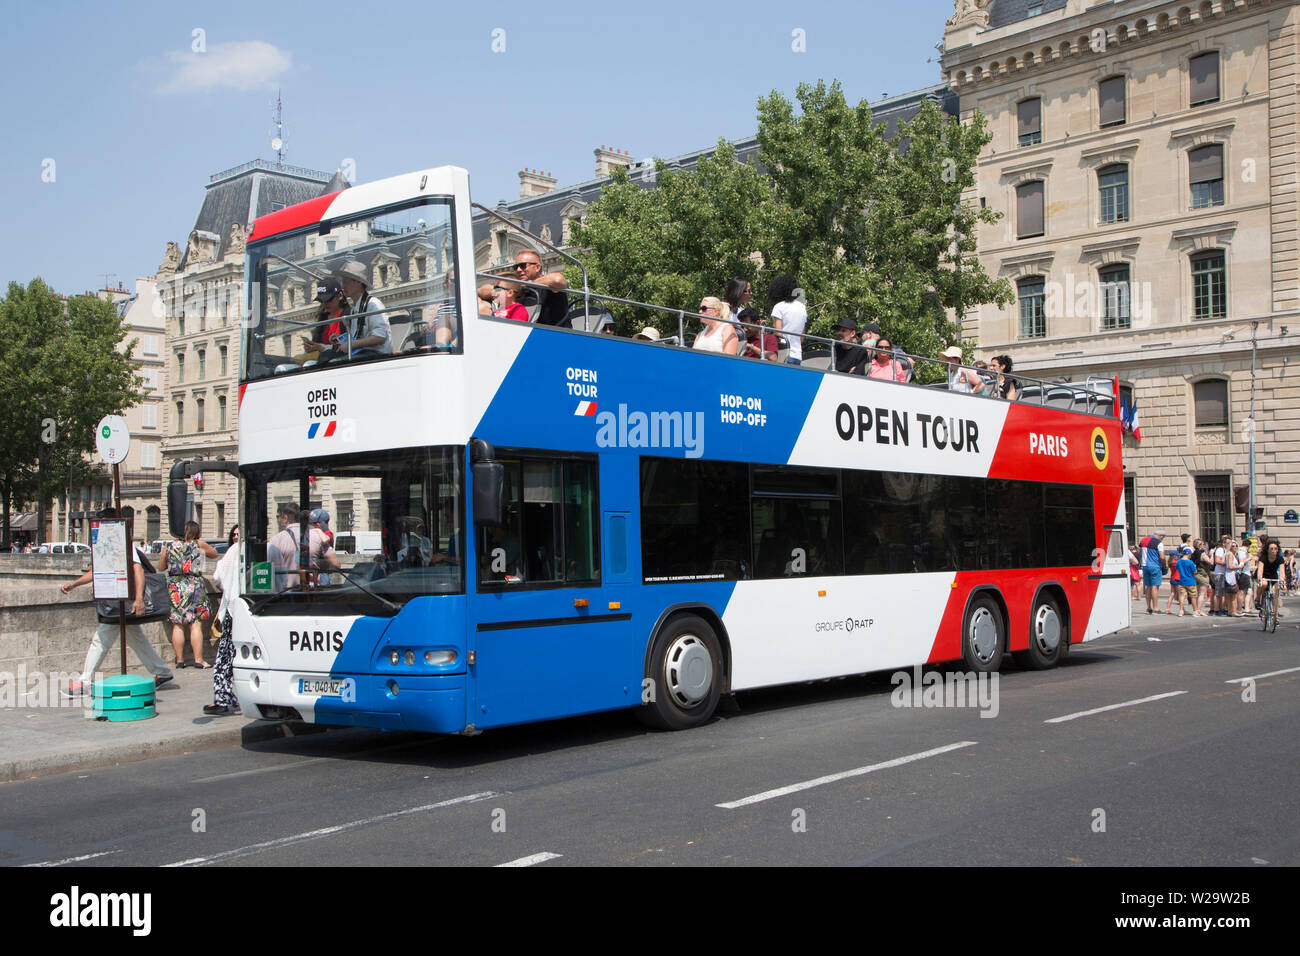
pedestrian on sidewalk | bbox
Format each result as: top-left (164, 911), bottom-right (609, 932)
top-left (1138, 530), bottom-right (1165, 614)
top-left (1175, 547), bottom-right (1203, 616)
top-left (58, 507), bottom-right (174, 699)
top-left (204, 525), bottom-right (241, 717)
top-left (164, 522), bottom-right (219, 668)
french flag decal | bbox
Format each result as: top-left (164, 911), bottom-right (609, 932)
top-left (308, 420), bottom-right (338, 439)
top-left (574, 401), bottom-right (597, 417)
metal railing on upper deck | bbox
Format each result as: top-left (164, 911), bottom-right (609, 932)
top-left (473, 273), bottom-right (1116, 418)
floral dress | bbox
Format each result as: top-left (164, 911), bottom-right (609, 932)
top-left (167, 540), bottom-right (210, 625)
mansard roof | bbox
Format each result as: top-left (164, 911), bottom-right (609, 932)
top-left (987, 0), bottom-right (1068, 31)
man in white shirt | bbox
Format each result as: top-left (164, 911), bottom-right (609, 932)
top-left (336, 260), bottom-right (392, 357)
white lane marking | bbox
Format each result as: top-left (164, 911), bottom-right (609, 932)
top-left (192, 757), bottom-right (330, 783)
top-left (163, 791), bottom-right (499, 867)
top-left (715, 741), bottom-right (978, 810)
top-left (1044, 691), bottom-right (1187, 724)
top-left (495, 851), bottom-right (562, 867)
top-left (1224, 666), bottom-right (1300, 684)
top-left (23, 850), bottom-right (120, 867)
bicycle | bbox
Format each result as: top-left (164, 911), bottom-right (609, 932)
top-left (1259, 579), bottom-right (1279, 633)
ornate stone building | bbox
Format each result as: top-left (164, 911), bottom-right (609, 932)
top-left (943, 0), bottom-right (1300, 542)
top-left (157, 160), bottom-right (342, 540)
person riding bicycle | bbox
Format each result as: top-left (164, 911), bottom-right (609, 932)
top-left (1256, 537), bottom-right (1284, 611)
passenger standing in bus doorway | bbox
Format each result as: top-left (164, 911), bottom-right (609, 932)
top-left (1138, 529), bottom-right (1165, 614)
top-left (513, 251), bottom-right (569, 325)
top-left (268, 502), bottom-right (302, 590)
top-left (336, 261), bottom-right (393, 357)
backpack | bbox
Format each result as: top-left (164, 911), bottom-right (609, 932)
top-left (96, 550), bottom-right (171, 624)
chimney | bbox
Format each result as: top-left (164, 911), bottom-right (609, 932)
top-left (518, 168), bottom-right (557, 198)
top-left (594, 146), bottom-right (634, 179)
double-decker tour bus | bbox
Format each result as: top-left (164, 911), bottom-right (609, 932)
top-left (168, 164), bottom-right (1130, 735)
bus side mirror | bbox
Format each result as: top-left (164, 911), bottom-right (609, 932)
top-left (472, 461), bottom-right (504, 527)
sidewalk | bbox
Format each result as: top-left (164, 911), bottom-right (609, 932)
top-left (0, 667), bottom-right (319, 783)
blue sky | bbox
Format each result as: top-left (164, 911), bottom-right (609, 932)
top-left (1, 0), bottom-right (955, 295)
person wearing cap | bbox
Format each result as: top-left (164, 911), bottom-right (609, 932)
top-left (860, 320), bottom-right (882, 349)
top-left (1138, 529), bottom-right (1166, 614)
top-left (940, 345), bottom-right (986, 394)
top-left (336, 260), bottom-right (393, 357)
top-left (306, 509), bottom-right (340, 585)
top-left (738, 307), bottom-right (779, 361)
top-left (634, 326), bottom-right (660, 342)
top-left (1175, 546), bottom-right (1202, 616)
top-left (298, 276), bottom-right (349, 363)
top-left (833, 317), bottom-right (869, 374)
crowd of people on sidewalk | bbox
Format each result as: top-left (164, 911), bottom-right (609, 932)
top-left (1129, 528), bottom-right (1297, 619)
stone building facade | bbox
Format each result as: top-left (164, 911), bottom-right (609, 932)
top-left (943, 0), bottom-right (1300, 544)
top-left (157, 160), bottom-right (341, 542)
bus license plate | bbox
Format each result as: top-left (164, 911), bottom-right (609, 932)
top-left (299, 678), bottom-right (343, 697)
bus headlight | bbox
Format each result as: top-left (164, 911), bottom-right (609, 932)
top-left (252, 646), bottom-right (262, 661)
top-left (403, 650), bottom-right (415, 666)
top-left (240, 644), bottom-right (249, 659)
top-left (425, 650), bottom-right (457, 666)
top-left (389, 650), bottom-right (400, 666)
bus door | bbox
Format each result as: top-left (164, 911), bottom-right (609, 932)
top-left (469, 457), bottom-right (635, 729)
top-left (1086, 524), bottom-right (1132, 640)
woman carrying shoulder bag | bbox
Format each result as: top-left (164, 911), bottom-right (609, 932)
top-left (165, 521), bottom-right (219, 667)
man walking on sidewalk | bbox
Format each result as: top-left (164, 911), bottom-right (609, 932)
top-left (59, 507), bottom-right (174, 698)
top-left (1138, 529), bottom-right (1166, 614)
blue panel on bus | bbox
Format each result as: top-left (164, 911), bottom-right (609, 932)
top-left (475, 330), bottom-right (823, 465)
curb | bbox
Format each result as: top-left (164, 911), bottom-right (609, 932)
top-left (0, 719), bottom-right (329, 784)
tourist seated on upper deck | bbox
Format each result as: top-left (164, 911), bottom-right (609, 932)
top-left (693, 297), bottom-right (739, 355)
top-left (990, 354), bottom-right (1018, 400)
top-left (738, 308), bottom-right (779, 360)
top-left (477, 283), bottom-right (497, 315)
top-left (297, 277), bottom-right (349, 364)
top-left (940, 345), bottom-right (985, 393)
top-left (867, 337), bottom-right (910, 383)
top-left (310, 261), bottom-right (392, 362)
top-left (492, 281), bottom-right (530, 322)
top-left (512, 252), bottom-right (568, 325)
top-left (833, 318), bottom-right (869, 374)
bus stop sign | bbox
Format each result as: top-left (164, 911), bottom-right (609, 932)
top-left (95, 415), bottom-right (130, 464)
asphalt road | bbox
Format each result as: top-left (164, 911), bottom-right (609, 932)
top-left (3, 613), bottom-right (1297, 868)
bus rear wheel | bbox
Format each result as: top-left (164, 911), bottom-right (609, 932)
top-left (637, 615), bottom-right (722, 731)
top-left (1017, 594), bottom-right (1066, 670)
top-left (962, 595), bottom-right (1004, 674)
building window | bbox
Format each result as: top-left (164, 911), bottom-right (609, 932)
top-left (1017, 98), bottom-right (1042, 147)
top-left (336, 500), bottom-right (354, 532)
top-left (177, 315), bottom-right (185, 337)
top-left (175, 352), bottom-right (184, 383)
top-left (141, 443), bottom-right (157, 469)
top-left (143, 368), bottom-right (158, 391)
top-left (219, 345), bottom-right (228, 376)
top-left (194, 503), bottom-right (203, 534)
top-left (216, 503), bottom-right (225, 539)
top-left (1099, 75), bottom-right (1126, 127)
top-left (1195, 474), bottom-right (1232, 542)
top-left (1123, 474), bottom-right (1137, 543)
top-left (1100, 264), bottom-right (1131, 330)
top-left (1098, 164), bottom-right (1129, 224)
top-left (196, 398), bottom-right (205, 433)
top-left (1194, 378), bottom-right (1229, 428)
top-left (146, 506), bottom-right (161, 541)
top-left (1018, 277), bottom-right (1047, 339)
top-left (1027, 2), bottom-right (1043, 15)
top-left (142, 404), bottom-right (157, 428)
top-left (1190, 52), bottom-right (1220, 107)
top-left (142, 335), bottom-right (159, 356)
top-left (1016, 180), bottom-right (1044, 238)
top-left (175, 400), bottom-right (184, 433)
top-left (218, 395), bottom-right (227, 430)
top-left (197, 349), bottom-right (206, 380)
top-left (1191, 251), bottom-right (1227, 319)
top-left (1189, 145), bottom-right (1224, 209)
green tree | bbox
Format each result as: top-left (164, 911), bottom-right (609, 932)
top-left (567, 79), bottom-right (1012, 364)
top-left (0, 280), bottom-right (142, 544)
top-left (568, 141), bottom-right (769, 336)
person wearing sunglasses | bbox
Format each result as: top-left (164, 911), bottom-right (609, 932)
top-left (512, 251), bottom-right (569, 325)
top-left (692, 297), bottom-right (739, 355)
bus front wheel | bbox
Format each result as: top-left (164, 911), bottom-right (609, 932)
top-left (637, 615), bottom-right (722, 731)
top-left (962, 595), bottom-right (1004, 674)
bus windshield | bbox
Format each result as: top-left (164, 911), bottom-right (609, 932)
top-left (241, 445), bottom-right (464, 615)
top-left (242, 197), bottom-right (460, 382)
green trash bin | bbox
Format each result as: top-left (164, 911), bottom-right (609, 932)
top-left (91, 674), bottom-right (156, 722)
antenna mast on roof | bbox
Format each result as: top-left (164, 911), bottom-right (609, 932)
top-left (269, 89), bottom-right (286, 165)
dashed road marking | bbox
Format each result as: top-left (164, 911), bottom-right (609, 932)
top-left (495, 852), bottom-right (562, 867)
top-left (1044, 691), bottom-right (1186, 724)
top-left (1224, 666), bottom-right (1300, 684)
top-left (715, 741), bottom-right (978, 809)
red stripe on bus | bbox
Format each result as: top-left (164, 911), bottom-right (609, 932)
top-left (248, 191), bottom-right (343, 243)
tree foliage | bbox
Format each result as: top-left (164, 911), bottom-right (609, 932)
top-left (567, 79), bottom-right (1013, 359)
top-left (0, 280), bottom-right (143, 543)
